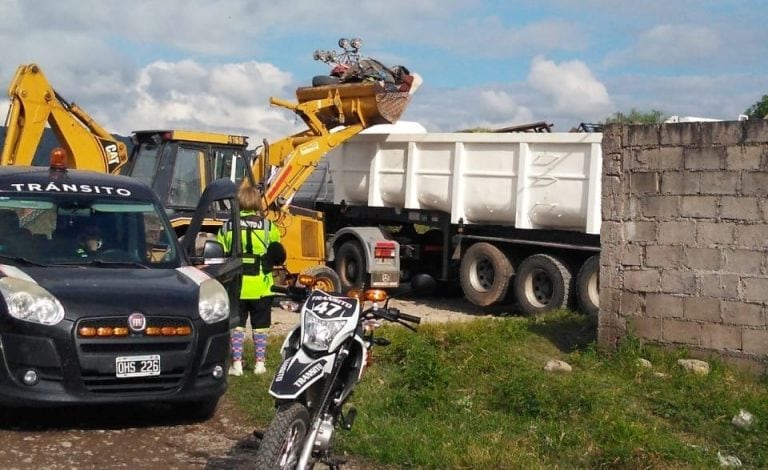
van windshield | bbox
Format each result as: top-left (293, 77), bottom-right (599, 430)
top-left (0, 195), bottom-right (180, 268)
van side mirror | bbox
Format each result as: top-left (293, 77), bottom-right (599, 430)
top-left (202, 240), bottom-right (226, 263)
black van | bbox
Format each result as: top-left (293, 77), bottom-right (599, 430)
top-left (0, 164), bottom-right (242, 418)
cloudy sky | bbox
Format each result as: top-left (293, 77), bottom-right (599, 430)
top-left (0, 0), bottom-right (765, 147)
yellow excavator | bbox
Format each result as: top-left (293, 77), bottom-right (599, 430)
top-left (0, 51), bottom-right (419, 291)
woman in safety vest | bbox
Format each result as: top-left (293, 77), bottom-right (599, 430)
top-left (217, 185), bottom-right (281, 375)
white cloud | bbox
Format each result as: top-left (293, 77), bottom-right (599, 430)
top-left (604, 24), bottom-right (722, 67)
top-left (110, 60), bottom-right (300, 144)
top-left (527, 56), bottom-right (612, 119)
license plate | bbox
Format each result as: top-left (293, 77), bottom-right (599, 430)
top-left (115, 355), bottom-right (161, 378)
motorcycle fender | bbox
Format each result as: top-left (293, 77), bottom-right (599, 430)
top-left (269, 349), bottom-right (335, 400)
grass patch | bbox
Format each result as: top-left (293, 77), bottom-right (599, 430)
top-left (228, 312), bottom-right (768, 469)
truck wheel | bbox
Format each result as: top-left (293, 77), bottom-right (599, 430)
top-left (335, 241), bottom-right (366, 291)
top-left (576, 255), bottom-right (600, 317)
top-left (459, 242), bottom-right (513, 307)
top-left (514, 254), bottom-right (572, 316)
top-left (304, 265), bottom-right (342, 294)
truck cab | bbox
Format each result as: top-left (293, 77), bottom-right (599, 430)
top-left (0, 157), bottom-right (242, 417)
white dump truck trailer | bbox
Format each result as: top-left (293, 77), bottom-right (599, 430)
top-left (294, 124), bottom-right (603, 316)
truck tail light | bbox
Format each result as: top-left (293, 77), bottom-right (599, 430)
top-left (374, 242), bottom-right (396, 258)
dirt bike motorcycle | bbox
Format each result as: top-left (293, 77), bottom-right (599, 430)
top-left (253, 272), bottom-right (426, 469)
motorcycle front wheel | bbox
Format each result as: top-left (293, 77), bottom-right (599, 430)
top-left (254, 402), bottom-right (311, 469)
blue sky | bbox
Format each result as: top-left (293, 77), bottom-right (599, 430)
top-left (0, 0), bottom-right (765, 146)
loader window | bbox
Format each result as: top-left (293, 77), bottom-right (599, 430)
top-left (129, 142), bottom-right (161, 186)
top-left (213, 148), bottom-right (247, 183)
top-left (168, 146), bottom-right (203, 208)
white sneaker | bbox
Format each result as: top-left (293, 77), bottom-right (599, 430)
top-left (229, 360), bottom-right (243, 376)
top-left (253, 362), bottom-right (267, 375)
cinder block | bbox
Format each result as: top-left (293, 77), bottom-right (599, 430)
top-left (721, 301), bottom-right (765, 327)
top-left (629, 172), bottom-right (659, 194)
top-left (621, 244), bottom-right (643, 266)
top-left (700, 273), bottom-right (740, 299)
top-left (701, 323), bottom-right (742, 350)
top-left (600, 287), bottom-right (621, 315)
top-left (624, 269), bottom-right (660, 292)
top-left (683, 297), bottom-right (721, 322)
top-left (741, 172), bottom-right (768, 197)
top-left (723, 249), bottom-right (763, 275)
top-left (619, 291), bottom-right (643, 316)
top-left (699, 171), bottom-right (740, 195)
top-left (697, 222), bottom-right (735, 246)
top-left (660, 171), bottom-right (700, 195)
top-left (628, 316), bottom-right (662, 341)
top-left (624, 221), bottom-right (657, 243)
top-left (643, 196), bottom-right (678, 218)
top-left (660, 124), bottom-right (696, 146)
top-left (684, 147), bottom-right (724, 170)
top-left (604, 152), bottom-right (623, 176)
top-left (662, 318), bottom-right (702, 345)
top-left (684, 247), bottom-right (721, 270)
top-left (743, 119), bottom-right (768, 144)
top-left (726, 145), bottom-right (764, 170)
top-left (680, 196), bottom-right (718, 218)
top-left (645, 293), bottom-right (683, 318)
top-left (646, 245), bottom-right (684, 268)
top-left (659, 221), bottom-right (697, 245)
top-left (627, 125), bottom-right (660, 148)
top-left (634, 147), bottom-right (684, 170)
top-left (720, 196), bottom-right (760, 221)
top-left (743, 329), bottom-right (768, 355)
top-left (734, 224), bottom-right (768, 249)
top-left (660, 270), bottom-right (697, 295)
top-left (622, 196), bottom-right (641, 220)
top-left (703, 121), bottom-right (746, 146)
top-left (601, 125), bottom-right (623, 156)
top-left (742, 277), bottom-right (768, 303)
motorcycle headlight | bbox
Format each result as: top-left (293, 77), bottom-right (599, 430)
top-left (199, 279), bottom-right (229, 324)
top-left (0, 277), bottom-right (65, 326)
top-left (303, 311), bottom-right (346, 351)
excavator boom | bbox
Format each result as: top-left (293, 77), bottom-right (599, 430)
top-left (256, 76), bottom-right (420, 210)
top-left (0, 64), bottom-right (128, 173)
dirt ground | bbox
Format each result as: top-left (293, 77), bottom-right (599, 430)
top-left (0, 297), bottom-right (493, 470)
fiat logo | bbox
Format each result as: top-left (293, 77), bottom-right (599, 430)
top-left (128, 312), bottom-right (147, 333)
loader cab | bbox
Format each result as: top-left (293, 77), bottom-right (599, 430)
top-left (124, 130), bottom-right (250, 212)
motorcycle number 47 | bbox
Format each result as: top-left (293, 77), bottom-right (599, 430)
top-left (305, 292), bottom-right (357, 318)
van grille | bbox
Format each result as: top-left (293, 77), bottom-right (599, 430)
top-left (75, 316), bottom-right (194, 394)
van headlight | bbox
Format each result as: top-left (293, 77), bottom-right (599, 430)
top-left (0, 277), bottom-right (65, 326)
top-left (199, 279), bottom-right (229, 324)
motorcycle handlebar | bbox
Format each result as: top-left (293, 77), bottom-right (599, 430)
top-left (397, 311), bottom-right (422, 324)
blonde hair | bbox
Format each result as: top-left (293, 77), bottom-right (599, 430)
top-left (238, 184), bottom-right (265, 213)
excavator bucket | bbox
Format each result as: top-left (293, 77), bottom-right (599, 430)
top-left (295, 74), bottom-right (421, 129)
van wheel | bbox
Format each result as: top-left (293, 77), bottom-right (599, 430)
top-left (335, 241), bottom-right (366, 291)
top-left (304, 265), bottom-right (342, 294)
top-left (576, 255), bottom-right (600, 316)
top-left (514, 254), bottom-right (572, 316)
top-left (459, 242), bottom-right (513, 307)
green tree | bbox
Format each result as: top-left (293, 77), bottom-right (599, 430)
top-left (744, 95), bottom-right (768, 119)
top-left (602, 109), bottom-right (667, 124)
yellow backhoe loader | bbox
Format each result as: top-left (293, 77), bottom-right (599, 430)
top-left (0, 50), bottom-right (420, 291)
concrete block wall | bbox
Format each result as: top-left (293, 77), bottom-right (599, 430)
top-left (599, 119), bottom-right (768, 372)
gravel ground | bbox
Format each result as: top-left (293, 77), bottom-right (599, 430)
top-left (0, 297), bottom-right (492, 469)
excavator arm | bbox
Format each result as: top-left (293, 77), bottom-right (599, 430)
top-left (255, 77), bottom-right (420, 211)
top-left (0, 64), bottom-right (128, 173)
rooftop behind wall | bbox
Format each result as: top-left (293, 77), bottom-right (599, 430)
top-left (599, 119), bottom-right (768, 373)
